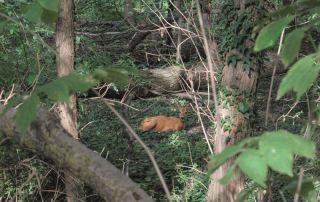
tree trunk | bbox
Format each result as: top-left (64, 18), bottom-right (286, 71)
top-left (207, 56), bottom-right (258, 202)
top-left (124, 0), bottom-right (135, 26)
top-left (206, 0), bottom-right (259, 200)
top-left (55, 1), bottom-right (81, 201)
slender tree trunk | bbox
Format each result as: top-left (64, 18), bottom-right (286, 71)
top-left (175, 0), bottom-right (182, 63)
top-left (55, 1), bottom-right (81, 201)
top-left (124, 0), bottom-right (135, 26)
top-left (166, 0), bottom-right (175, 47)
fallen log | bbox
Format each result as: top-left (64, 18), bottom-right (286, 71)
top-left (0, 107), bottom-right (153, 202)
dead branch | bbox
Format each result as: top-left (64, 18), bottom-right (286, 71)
top-left (0, 107), bottom-right (153, 202)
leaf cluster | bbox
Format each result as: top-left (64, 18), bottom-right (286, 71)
top-left (208, 130), bottom-right (316, 200)
top-left (255, 0), bottom-right (320, 100)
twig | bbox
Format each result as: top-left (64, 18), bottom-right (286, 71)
top-left (196, 0), bottom-right (221, 180)
top-left (91, 89), bottom-right (172, 202)
top-left (265, 29), bottom-right (285, 126)
top-left (293, 168), bottom-right (304, 202)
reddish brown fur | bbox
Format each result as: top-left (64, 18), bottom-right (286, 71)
top-left (139, 116), bottom-right (184, 132)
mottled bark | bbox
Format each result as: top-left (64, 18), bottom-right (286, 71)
top-left (206, 1), bottom-right (259, 199)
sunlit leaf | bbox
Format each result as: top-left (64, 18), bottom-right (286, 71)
top-left (281, 27), bottom-right (307, 68)
top-left (236, 149), bottom-right (267, 187)
top-left (277, 55), bottom-right (320, 100)
top-left (260, 130), bottom-right (315, 159)
top-left (15, 94), bottom-right (40, 134)
top-left (254, 15), bottom-right (294, 51)
top-left (259, 142), bottom-right (293, 176)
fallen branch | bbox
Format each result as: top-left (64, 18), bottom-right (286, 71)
top-left (0, 107), bottom-right (153, 202)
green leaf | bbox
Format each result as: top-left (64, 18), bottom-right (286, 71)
top-left (60, 74), bottom-right (98, 93)
top-left (260, 130), bottom-right (315, 159)
top-left (15, 94), bottom-right (40, 134)
top-left (237, 102), bottom-right (250, 114)
top-left (92, 68), bottom-right (130, 88)
top-left (236, 149), bottom-right (267, 187)
top-left (41, 8), bottom-right (58, 25)
top-left (219, 165), bottom-right (235, 185)
top-left (24, 2), bottom-right (43, 23)
top-left (277, 55), bottom-right (320, 100)
top-left (208, 145), bottom-right (243, 174)
top-left (254, 15), bottom-right (294, 51)
top-left (39, 80), bottom-right (69, 102)
top-left (37, 0), bottom-right (58, 12)
top-left (38, 74), bottom-right (97, 102)
top-left (259, 143), bottom-right (293, 176)
top-left (281, 27), bottom-right (307, 68)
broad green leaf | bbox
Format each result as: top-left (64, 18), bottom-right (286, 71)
top-left (15, 94), bottom-right (40, 134)
top-left (259, 143), bottom-right (293, 176)
top-left (219, 165), bottom-right (235, 185)
top-left (281, 27), bottom-right (307, 68)
top-left (92, 68), bottom-right (130, 88)
top-left (236, 149), bottom-right (267, 187)
top-left (24, 2), bottom-right (43, 23)
top-left (260, 130), bottom-right (315, 159)
top-left (39, 80), bottom-right (69, 102)
top-left (277, 55), bottom-right (320, 100)
top-left (60, 74), bottom-right (98, 93)
top-left (37, 0), bottom-right (58, 12)
top-left (254, 15), bottom-right (294, 51)
top-left (208, 145), bottom-right (243, 174)
top-left (41, 9), bottom-right (58, 25)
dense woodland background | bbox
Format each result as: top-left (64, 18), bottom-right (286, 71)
top-left (0, 0), bottom-right (320, 201)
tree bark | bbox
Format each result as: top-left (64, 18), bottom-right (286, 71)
top-left (207, 58), bottom-right (258, 202)
top-left (55, 1), bottom-right (80, 201)
top-left (0, 107), bottom-right (153, 202)
top-left (206, 1), bottom-right (259, 201)
top-left (124, 0), bottom-right (135, 26)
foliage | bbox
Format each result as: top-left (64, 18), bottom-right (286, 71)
top-left (0, 0), bottom-right (57, 93)
top-left (208, 130), bottom-right (315, 192)
top-left (205, 1), bottom-right (320, 200)
top-left (213, 0), bottom-right (271, 73)
top-left (5, 68), bottom-right (135, 134)
top-left (255, 0), bottom-right (320, 100)
top-left (0, 145), bottom-right (65, 201)
top-left (79, 99), bottom-right (209, 200)
top-left (24, 0), bottom-right (58, 25)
